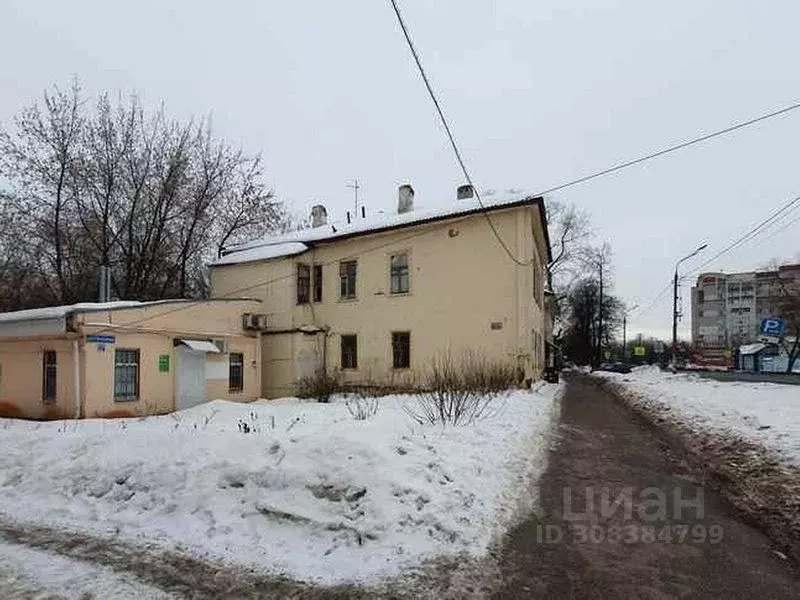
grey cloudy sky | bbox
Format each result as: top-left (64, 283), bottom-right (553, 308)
top-left (2, 1), bottom-right (799, 340)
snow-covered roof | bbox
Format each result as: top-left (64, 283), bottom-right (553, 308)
top-left (0, 301), bottom-right (146, 325)
top-left (0, 298), bottom-right (258, 325)
top-left (211, 242), bottom-right (309, 266)
top-left (211, 193), bottom-right (542, 267)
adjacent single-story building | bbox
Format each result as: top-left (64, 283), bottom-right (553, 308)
top-left (0, 299), bottom-right (265, 419)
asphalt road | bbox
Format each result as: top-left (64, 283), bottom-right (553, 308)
top-left (492, 374), bottom-right (799, 598)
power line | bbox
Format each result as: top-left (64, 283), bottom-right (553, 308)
top-left (683, 194), bottom-right (800, 278)
top-left (748, 209), bottom-right (800, 251)
top-left (533, 101), bottom-right (800, 198)
top-left (634, 192), bottom-right (800, 318)
top-left (387, 1), bottom-right (800, 268)
top-left (387, 0), bottom-right (529, 266)
top-left (100, 158), bottom-right (800, 334)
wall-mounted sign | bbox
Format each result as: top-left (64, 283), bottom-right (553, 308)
top-left (158, 355), bottom-right (170, 373)
top-left (87, 335), bottom-right (116, 344)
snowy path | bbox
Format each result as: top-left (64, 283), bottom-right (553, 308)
top-left (492, 375), bottom-right (799, 598)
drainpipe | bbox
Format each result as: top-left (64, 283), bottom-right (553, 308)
top-left (72, 338), bottom-right (82, 419)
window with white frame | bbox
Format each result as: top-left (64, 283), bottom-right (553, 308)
top-left (114, 349), bottom-right (140, 401)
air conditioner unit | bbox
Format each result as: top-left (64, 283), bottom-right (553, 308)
top-left (243, 313), bottom-right (268, 331)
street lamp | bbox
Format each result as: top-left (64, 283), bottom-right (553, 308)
top-left (671, 244), bottom-right (708, 369)
top-left (622, 304), bottom-right (639, 363)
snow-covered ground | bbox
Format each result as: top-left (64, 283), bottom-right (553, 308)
top-left (0, 385), bottom-right (560, 585)
top-left (598, 366), bottom-right (800, 465)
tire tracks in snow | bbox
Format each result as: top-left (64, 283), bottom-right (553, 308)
top-left (0, 517), bottom-right (383, 599)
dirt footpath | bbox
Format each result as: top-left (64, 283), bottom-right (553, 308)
top-left (492, 374), bottom-right (799, 599)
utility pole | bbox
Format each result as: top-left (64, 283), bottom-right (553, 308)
top-left (597, 260), bottom-right (604, 368)
top-left (671, 269), bottom-right (679, 367)
top-left (346, 180), bottom-right (360, 215)
top-left (622, 304), bottom-right (638, 362)
top-left (671, 244), bottom-right (708, 369)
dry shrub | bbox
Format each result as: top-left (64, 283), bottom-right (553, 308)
top-left (345, 395), bottom-right (380, 421)
top-left (296, 370), bottom-right (342, 403)
top-left (404, 350), bottom-right (517, 426)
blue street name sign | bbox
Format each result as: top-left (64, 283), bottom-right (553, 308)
top-left (86, 334), bottom-right (116, 344)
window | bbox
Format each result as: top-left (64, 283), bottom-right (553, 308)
top-left (114, 349), bottom-right (140, 401)
top-left (341, 335), bottom-right (358, 369)
top-left (229, 353), bottom-right (244, 392)
top-left (313, 265), bottom-right (323, 303)
top-left (42, 350), bottom-right (57, 403)
top-left (392, 332), bottom-right (410, 369)
top-left (339, 260), bottom-right (357, 299)
top-left (297, 263), bottom-right (311, 304)
top-left (390, 253), bottom-right (410, 294)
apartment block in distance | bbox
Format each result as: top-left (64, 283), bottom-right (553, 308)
top-left (690, 263), bottom-right (800, 366)
top-left (210, 184), bottom-right (553, 398)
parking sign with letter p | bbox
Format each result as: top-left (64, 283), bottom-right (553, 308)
top-left (760, 317), bottom-right (786, 337)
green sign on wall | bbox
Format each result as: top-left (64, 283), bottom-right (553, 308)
top-left (158, 354), bottom-right (170, 373)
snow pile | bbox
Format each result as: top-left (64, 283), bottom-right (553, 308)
top-left (598, 368), bottom-right (800, 465)
top-left (0, 386), bottom-right (560, 583)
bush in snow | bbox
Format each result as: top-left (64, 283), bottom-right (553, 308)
top-left (404, 350), bottom-right (515, 426)
top-left (345, 395), bottom-right (380, 421)
top-left (296, 370), bottom-right (342, 403)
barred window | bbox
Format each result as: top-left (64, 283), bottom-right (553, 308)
top-left (339, 260), bottom-right (357, 299)
top-left (297, 264), bottom-right (311, 304)
top-left (392, 332), bottom-right (410, 369)
top-left (341, 335), bottom-right (358, 369)
top-left (390, 253), bottom-right (410, 294)
top-left (42, 350), bottom-right (57, 403)
top-left (229, 353), bottom-right (244, 392)
top-left (114, 349), bottom-right (140, 401)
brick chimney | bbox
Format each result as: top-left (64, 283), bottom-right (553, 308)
top-left (457, 184), bottom-right (474, 200)
top-left (398, 184), bottom-right (414, 214)
top-left (311, 204), bottom-right (327, 228)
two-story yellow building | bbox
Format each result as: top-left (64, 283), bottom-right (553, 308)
top-left (210, 185), bottom-right (552, 398)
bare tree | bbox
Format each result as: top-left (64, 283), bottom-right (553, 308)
top-left (0, 78), bottom-right (84, 303)
top-left (545, 199), bottom-right (592, 339)
top-left (580, 243), bottom-right (613, 367)
top-left (0, 81), bottom-right (288, 309)
top-left (775, 269), bottom-right (800, 373)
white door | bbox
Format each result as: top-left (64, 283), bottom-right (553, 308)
top-left (176, 346), bottom-right (207, 410)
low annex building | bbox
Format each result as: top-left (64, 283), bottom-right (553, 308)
top-left (0, 299), bottom-right (264, 419)
top-left (210, 186), bottom-right (553, 398)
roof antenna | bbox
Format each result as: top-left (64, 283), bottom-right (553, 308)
top-left (347, 179), bottom-right (360, 215)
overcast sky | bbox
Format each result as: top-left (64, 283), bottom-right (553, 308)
top-left (2, 1), bottom-right (799, 339)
